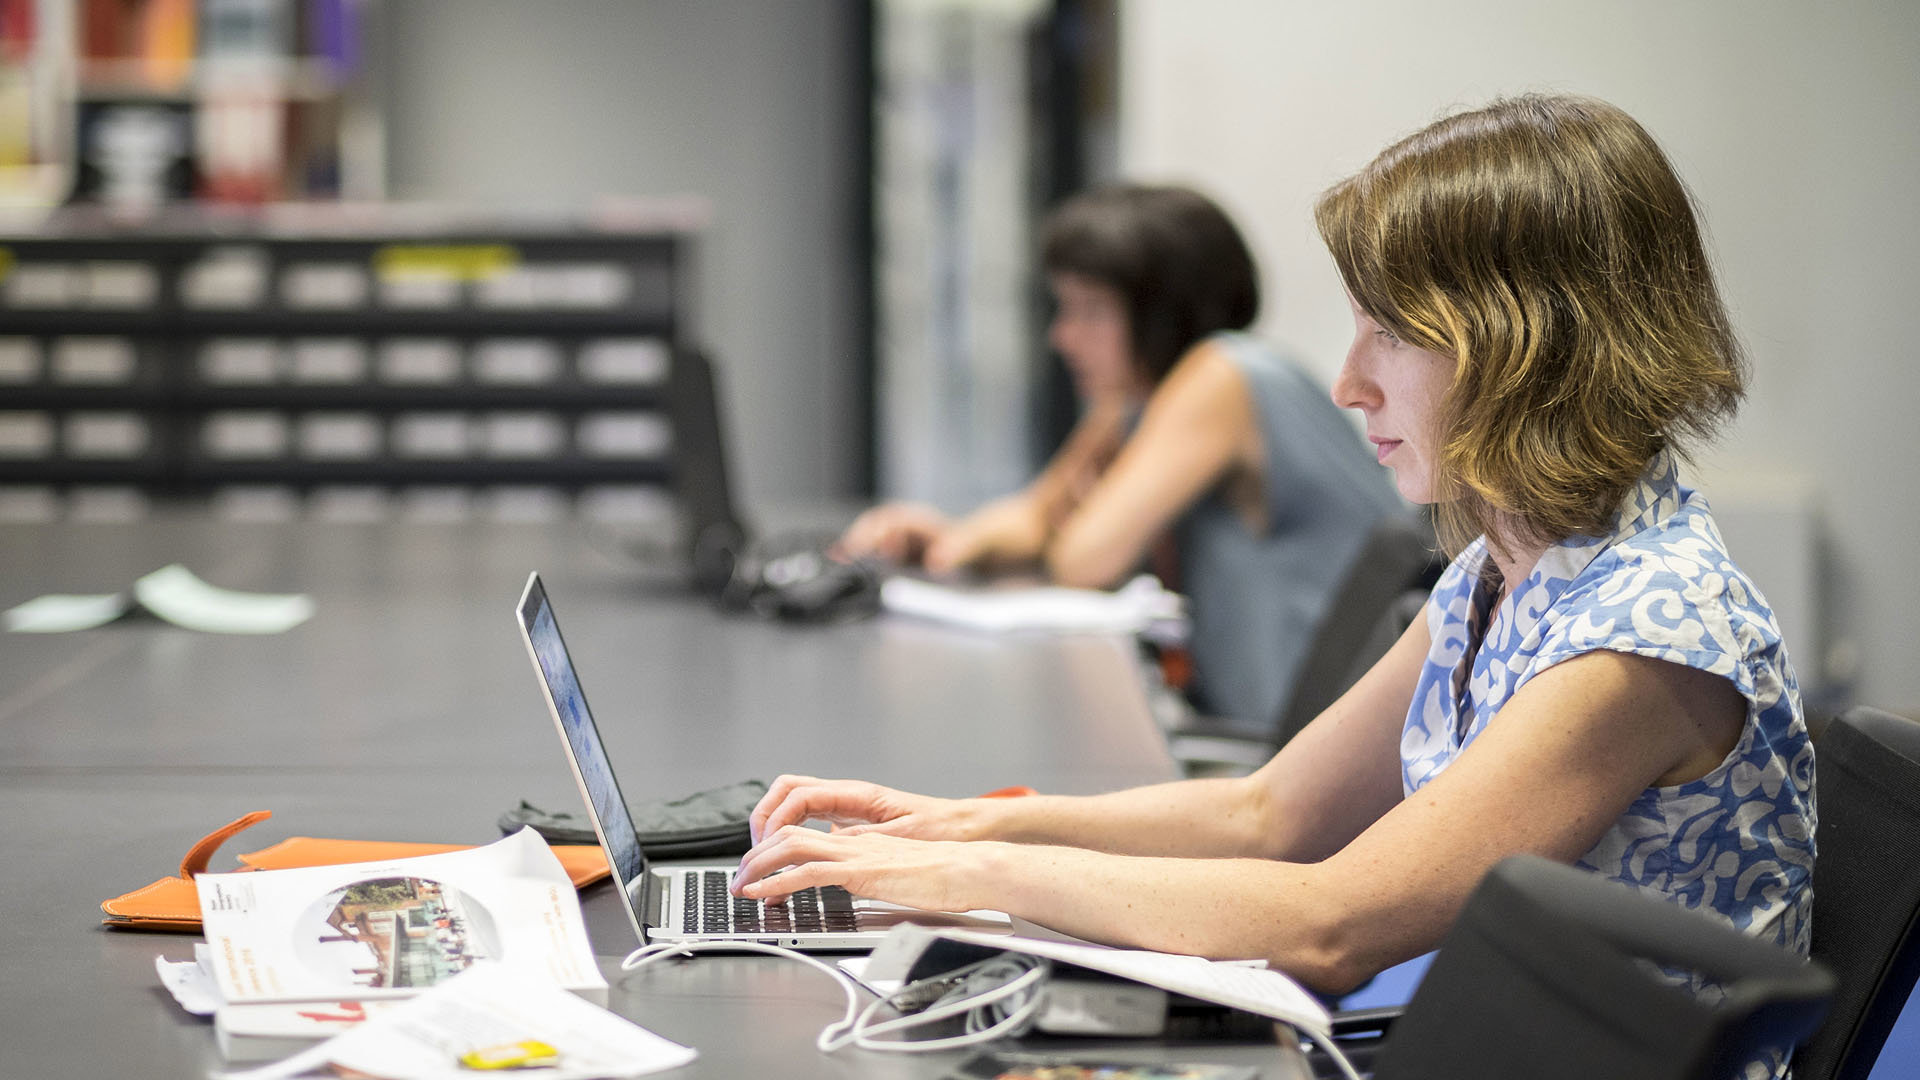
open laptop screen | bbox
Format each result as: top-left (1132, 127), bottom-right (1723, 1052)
top-left (517, 574), bottom-right (649, 914)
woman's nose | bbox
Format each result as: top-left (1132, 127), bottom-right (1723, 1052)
top-left (1331, 343), bottom-right (1374, 410)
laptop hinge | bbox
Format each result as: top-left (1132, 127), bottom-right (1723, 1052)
top-left (644, 871), bottom-right (666, 927)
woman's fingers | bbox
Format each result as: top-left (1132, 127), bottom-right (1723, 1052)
top-left (835, 514), bottom-right (891, 560)
top-left (834, 814), bottom-right (930, 839)
top-left (922, 535), bottom-right (964, 574)
top-left (733, 825), bottom-right (852, 900)
top-left (924, 528), bottom-right (987, 575)
top-left (747, 774), bottom-right (819, 842)
top-left (731, 827), bottom-right (979, 913)
top-left (749, 777), bottom-right (903, 842)
top-left (837, 504), bottom-right (947, 565)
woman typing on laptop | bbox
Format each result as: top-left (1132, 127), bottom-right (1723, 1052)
top-left (734, 96), bottom-right (1813, 1078)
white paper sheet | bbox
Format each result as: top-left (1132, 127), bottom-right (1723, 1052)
top-left (131, 565), bottom-right (314, 634)
top-left (155, 945), bottom-right (223, 1017)
top-left (3, 591), bottom-right (133, 632)
top-left (861, 925), bottom-right (1330, 1040)
top-left (5, 565), bottom-right (315, 634)
top-left (879, 573), bottom-right (1185, 636)
top-left (215, 962), bottom-right (696, 1080)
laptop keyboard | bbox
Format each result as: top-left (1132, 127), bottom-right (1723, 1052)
top-left (683, 870), bottom-right (857, 935)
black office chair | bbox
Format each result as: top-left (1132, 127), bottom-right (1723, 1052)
top-left (1269, 512), bottom-right (1441, 749)
top-left (1349, 855), bottom-right (1835, 1080)
top-left (1792, 706), bottom-right (1920, 1080)
top-left (1169, 511), bottom-right (1441, 775)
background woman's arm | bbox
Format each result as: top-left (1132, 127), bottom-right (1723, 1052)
top-left (914, 394), bottom-right (1134, 572)
top-left (1045, 341), bottom-right (1258, 587)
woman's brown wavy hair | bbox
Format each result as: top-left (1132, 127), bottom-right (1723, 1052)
top-left (1315, 95), bottom-right (1746, 556)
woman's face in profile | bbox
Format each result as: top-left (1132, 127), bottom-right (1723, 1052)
top-left (1332, 295), bottom-right (1455, 504)
top-left (1048, 272), bottom-right (1143, 401)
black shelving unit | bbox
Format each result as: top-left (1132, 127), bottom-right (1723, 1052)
top-left (0, 211), bottom-right (696, 514)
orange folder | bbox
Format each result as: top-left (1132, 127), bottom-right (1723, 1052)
top-left (100, 810), bottom-right (609, 932)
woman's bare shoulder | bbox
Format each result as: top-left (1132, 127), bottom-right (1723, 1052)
top-left (1145, 339), bottom-right (1254, 425)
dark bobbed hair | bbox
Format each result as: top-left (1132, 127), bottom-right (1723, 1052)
top-left (1315, 94), bottom-right (1747, 555)
top-left (1041, 184), bottom-right (1260, 384)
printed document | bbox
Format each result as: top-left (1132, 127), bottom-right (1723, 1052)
top-left (215, 961), bottom-right (696, 1080)
top-left (196, 828), bottom-right (605, 1005)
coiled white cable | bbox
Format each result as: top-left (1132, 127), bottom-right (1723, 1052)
top-left (830, 955), bottom-right (1050, 1052)
top-left (620, 939), bottom-right (1361, 1073)
top-left (620, 941), bottom-right (1048, 1054)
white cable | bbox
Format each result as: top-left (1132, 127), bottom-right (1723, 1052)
top-left (622, 939), bottom-right (1337, 1075)
top-left (1298, 1028), bottom-right (1366, 1080)
top-left (830, 958), bottom-right (1051, 1053)
top-left (620, 941), bottom-right (1049, 1054)
top-left (620, 941), bottom-right (865, 1052)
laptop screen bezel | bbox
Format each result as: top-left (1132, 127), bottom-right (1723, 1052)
top-left (514, 571), bottom-right (653, 946)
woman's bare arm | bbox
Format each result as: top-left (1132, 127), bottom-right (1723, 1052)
top-left (909, 394), bottom-right (1135, 573)
top-left (747, 612), bottom-right (1426, 866)
top-left (1045, 341), bottom-right (1259, 588)
top-left (738, 642), bottom-right (1743, 993)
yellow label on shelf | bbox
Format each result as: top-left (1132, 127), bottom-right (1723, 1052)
top-left (374, 244), bottom-right (520, 281)
top-left (0, 248), bottom-right (13, 280)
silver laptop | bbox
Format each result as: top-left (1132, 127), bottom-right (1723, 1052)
top-left (515, 571), bottom-right (1012, 950)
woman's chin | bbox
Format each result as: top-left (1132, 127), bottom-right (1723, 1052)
top-left (1390, 468), bottom-right (1434, 504)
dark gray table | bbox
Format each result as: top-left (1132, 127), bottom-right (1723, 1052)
top-left (0, 517), bottom-right (1306, 1078)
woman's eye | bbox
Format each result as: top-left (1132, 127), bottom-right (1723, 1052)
top-left (1374, 327), bottom-right (1401, 346)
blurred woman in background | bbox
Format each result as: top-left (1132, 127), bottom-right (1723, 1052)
top-left (840, 184), bottom-right (1402, 730)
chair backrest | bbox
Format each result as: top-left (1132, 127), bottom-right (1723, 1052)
top-left (1372, 855), bottom-right (1835, 1080)
top-left (668, 347), bottom-right (751, 595)
top-left (1272, 510), bottom-right (1441, 747)
top-left (1793, 706), bottom-right (1920, 1080)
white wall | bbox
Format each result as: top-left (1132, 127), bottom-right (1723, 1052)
top-left (377, 0), bottom-right (863, 507)
top-left (1119, 0), bottom-right (1920, 712)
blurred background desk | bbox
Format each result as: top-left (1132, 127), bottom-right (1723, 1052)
top-left (0, 517), bottom-right (1301, 1078)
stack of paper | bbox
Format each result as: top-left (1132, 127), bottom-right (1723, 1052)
top-left (880, 573), bottom-right (1185, 636)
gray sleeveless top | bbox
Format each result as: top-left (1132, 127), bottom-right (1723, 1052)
top-left (1174, 333), bottom-right (1403, 730)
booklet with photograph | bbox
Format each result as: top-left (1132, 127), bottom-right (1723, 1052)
top-left (195, 828), bottom-right (606, 1008)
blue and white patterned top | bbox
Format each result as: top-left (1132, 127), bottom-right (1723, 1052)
top-left (1405, 452), bottom-right (1815, 1079)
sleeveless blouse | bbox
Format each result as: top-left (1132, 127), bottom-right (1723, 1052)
top-left (1173, 333), bottom-right (1402, 730)
top-left (1405, 452), bottom-right (1815, 1079)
